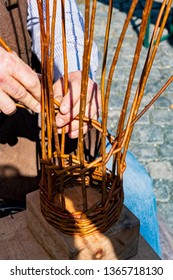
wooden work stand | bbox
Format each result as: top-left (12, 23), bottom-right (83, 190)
top-left (0, 190), bottom-right (160, 260)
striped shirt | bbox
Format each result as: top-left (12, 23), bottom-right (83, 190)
top-left (27, 0), bottom-right (99, 81)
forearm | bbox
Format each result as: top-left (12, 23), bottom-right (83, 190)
top-left (27, 0), bottom-right (99, 80)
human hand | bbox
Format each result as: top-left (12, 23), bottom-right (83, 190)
top-left (0, 46), bottom-right (41, 115)
top-left (54, 71), bottom-right (101, 138)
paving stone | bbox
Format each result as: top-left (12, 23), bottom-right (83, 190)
top-left (131, 124), bottom-right (164, 144)
top-left (164, 126), bottom-right (173, 144)
top-left (151, 109), bottom-right (173, 125)
top-left (154, 179), bottom-right (171, 203)
top-left (129, 143), bottom-right (159, 162)
top-left (158, 144), bottom-right (173, 160)
top-left (147, 161), bottom-right (173, 181)
top-left (157, 203), bottom-right (173, 234)
top-left (153, 96), bottom-right (172, 109)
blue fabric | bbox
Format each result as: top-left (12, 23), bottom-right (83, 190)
top-left (106, 144), bottom-right (162, 257)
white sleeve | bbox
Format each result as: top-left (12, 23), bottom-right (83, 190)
top-left (27, 0), bottom-right (99, 81)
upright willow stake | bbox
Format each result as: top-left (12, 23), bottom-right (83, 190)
top-left (121, 0), bottom-right (173, 168)
top-left (100, 0), bottom-right (113, 205)
top-left (78, 0), bottom-right (97, 211)
top-left (78, 0), bottom-right (90, 211)
top-left (78, 0), bottom-right (90, 168)
top-left (37, 0), bottom-right (47, 165)
top-left (37, 0), bottom-right (52, 161)
top-left (50, 0), bottom-right (62, 168)
top-left (101, 0), bottom-right (139, 204)
top-left (115, 0), bottom-right (153, 180)
top-left (101, 0), bottom-right (113, 111)
top-left (61, 0), bottom-right (68, 162)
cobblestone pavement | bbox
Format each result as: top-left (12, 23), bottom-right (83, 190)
top-left (77, 0), bottom-right (173, 234)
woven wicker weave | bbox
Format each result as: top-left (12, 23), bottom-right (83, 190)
top-left (40, 162), bottom-right (124, 235)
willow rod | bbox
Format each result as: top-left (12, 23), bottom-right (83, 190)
top-left (101, 0), bottom-right (139, 203)
top-left (121, 0), bottom-right (172, 167)
top-left (100, 0), bottom-right (113, 111)
top-left (78, 0), bottom-right (90, 167)
top-left (60, 0), bottom-right (68, 163)
top-left (77, 0), bottom-right (97, 211)
top-left (36, 0), bottom-right (47, 161)
top-left (119, 0), bottom-right (167, 157)
top-left (50, 0), bottom-right (62, 168)
top-left (37, 0), bottom-right (52, 161)
top-left (100, 0), bottom-right (113, 205)
top-left (115, 0), bottom-right (153, 179)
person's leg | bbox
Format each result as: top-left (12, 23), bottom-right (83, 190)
top-left (84, 128), bottom-right (162, 256)
top-left (106, 146), bottom-right (162, 257)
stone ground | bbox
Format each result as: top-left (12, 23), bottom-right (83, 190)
top-left (77, 0), bottom-right (173, 235)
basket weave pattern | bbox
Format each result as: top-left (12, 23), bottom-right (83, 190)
top-left (40, 159), bottom-right (124, 235)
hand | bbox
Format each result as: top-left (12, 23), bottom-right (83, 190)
top-left (54, 71), bottom-right (101, 138)
top-left (0, 47), bottom-right (41, 115)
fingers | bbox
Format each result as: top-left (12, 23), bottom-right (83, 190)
top-left (57, 113), bottom-right (98, 139)
top-left (54, 77), bottom-right (80, 114)
top-left (54, 71), bottom-right (97, 115)
top-left (57, 120), bottom-right (88, 139)
top-left (0, 90), bottom-right (16, 115)
top-left (57, 99), bottom-right (99, 138)
top-left (56, 85), bottom-right (100, 127)
top-left (0, 74), bottom-right (41, 113)
top-left (60, 77), bottom-right (97, 115)
top-left (0, 47), bottom-right (41, 114)
top-left (10, 52), bottom-right (41, 101)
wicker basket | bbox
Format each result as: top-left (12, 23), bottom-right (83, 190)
top-left (36, 0), bottom-right (171, 236)
top-left (40, 159), bottom-right (124, 235)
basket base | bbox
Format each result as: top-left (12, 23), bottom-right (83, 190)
top-left (26, 190), bottom-right (140, 260)
top-left (53, 184), bottom-right (102, 213)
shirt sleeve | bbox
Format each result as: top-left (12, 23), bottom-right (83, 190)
top-left (27, 0), bottom-right (99, 81)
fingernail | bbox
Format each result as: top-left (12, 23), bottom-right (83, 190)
top-left (35, 103), bottom-right (41, 113)
top-left (56, 118), bottom-right (64, 127)
top-left (60, 103), bottom-right (70, 114)
top-left (56, 96), bottom-right (63, 104)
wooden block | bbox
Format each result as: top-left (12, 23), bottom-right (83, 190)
top-left (0, 208), bottom-right (160, 260)
top-left (26, 190), bottom-right (140, 260)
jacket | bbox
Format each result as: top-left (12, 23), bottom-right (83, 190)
top-left (0, 0), bottom-right (31, 64)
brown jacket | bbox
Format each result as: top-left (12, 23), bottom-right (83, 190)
top-left (0, 0), bottom-right (31, 64)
